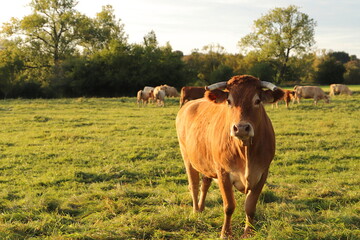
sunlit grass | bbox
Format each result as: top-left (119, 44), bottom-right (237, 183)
top-left (0, 94), bottom-right (359, 239)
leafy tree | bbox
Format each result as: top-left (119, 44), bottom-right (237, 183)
top-left (201, 44), bottom-right (226, 84)
top-left (182, 50), bottom-right (206, 86)
top-left (315, 56), bottom-right (346, 84)
top-left (344, 60), bottom-right (360, 84)
top-left (1, 0), bottom-right (82, 67)
top-left (223, 53), bottom-right (246, 76)
top-left (238, 5), bottom-right (316, 83)
top-left (0, 39), bottom-right (25, 98)
top-left (329, 51), bottom-right (350, 64)
top-left (248, 61), bottom-right (276, 83)
top-left (79, 5), bottom-right (127, 54)
top-left (158, 43), bottom-right (186, 89)
top-left (294, 53), bottom-right (316, 84)
top-left (209, 64), bottom-right (234, 84)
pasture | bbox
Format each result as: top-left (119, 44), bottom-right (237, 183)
top-left (0, 91), bottom-right (359, 239)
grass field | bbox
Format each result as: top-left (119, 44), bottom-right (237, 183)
top-left (0, 91), bottom-right (359, 239)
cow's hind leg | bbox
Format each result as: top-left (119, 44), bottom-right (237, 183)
top-left (184, 162), bottom-right (200, 212)
top-left (198, 176), bottom-right (212, 211)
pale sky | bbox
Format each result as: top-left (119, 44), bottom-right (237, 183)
top-left (1, 0), bottom-right (359, 57)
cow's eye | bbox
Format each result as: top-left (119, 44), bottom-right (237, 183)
top-left (226, 99), bottom-right (232, 106)
top-left (254, 99), bottom-right (261, 105)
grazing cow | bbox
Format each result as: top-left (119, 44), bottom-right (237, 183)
top-left (272, 89), bottom-right (296, 108)
top-left (136, 90), bottom-right (153, 107)
top-left (329, 84), bottom-right (352, 96)
top-left (162, 84), bottom-right (180, 97)
top-left (143, 86), bottom-right (154, 93)
top-left (154, 87), bottom-right (166, 107)
top-left (179, 86), bottom-right (206, 107)
top-left (293, 85), bottom-right (330, 105)
top-left (143, 86), bottom-right (155, 103)
top-left (176, 75), bottom-right (284, 238)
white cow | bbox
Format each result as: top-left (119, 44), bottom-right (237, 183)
top-left (329, 84), bottom-right (352, 96)
top-left (153, 87), bottom-right (166, 107)
top-left (137, 90), bottom-right (153, 107)
top-left (293, 86), bottom-right (330, 105)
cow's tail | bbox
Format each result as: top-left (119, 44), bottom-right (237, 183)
top-left (179, 87), bottom-right (185, 108)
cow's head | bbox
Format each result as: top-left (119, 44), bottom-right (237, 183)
top-left (205, 75), bottom-right (284, 143)
top-left (324, 95), bottom-right (330, 103)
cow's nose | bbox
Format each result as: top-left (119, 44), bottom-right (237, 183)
top-left (232, 123), bottom-right (253, 138)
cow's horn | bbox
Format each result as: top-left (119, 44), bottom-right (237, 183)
top-left (261, 81), bottom-right (278, 91)
top-left (205, 81), bottom-right (227, 91)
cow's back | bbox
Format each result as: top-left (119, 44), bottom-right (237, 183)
top-left (180, 87), bottom-right (206, 107)
top-left (298, 86), bottom-right (325, 98)
top-left (338, 84), bottom-right (352, 95)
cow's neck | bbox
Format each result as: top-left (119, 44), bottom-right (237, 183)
top-left (238, 110), bottom-right (271, 193)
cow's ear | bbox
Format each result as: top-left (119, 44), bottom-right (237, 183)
top-left (260, 89), bottom-right (284, 104)
top-left (205, 89), bottom-right (229, 103)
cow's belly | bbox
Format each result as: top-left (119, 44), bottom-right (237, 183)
top-left (190, 156), bottom-right (218, 178)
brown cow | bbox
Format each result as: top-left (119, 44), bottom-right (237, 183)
top-left (176, 75), bottom-right (284, 238)
top-left (179, 86), bottom-right (206, 107)
top-left (293, 85), bottom-right (330, 105)
top-left (329, 84), bottom-right (352, 96)
top-left (272, 89), bottom-right (295, 108)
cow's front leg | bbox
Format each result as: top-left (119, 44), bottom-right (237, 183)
top-left (184, 162), bottom-right (200, 212)
top-left (217, 169), bottom-right (235, 238)
top-left (242, 172), bottom-right (268, 238)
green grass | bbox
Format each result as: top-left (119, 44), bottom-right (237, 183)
top-left (0, 95), bottom-right (359, 239)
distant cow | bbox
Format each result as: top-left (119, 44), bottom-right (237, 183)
top-left (179, 86), bottom-right (206, 107)
top-left (329, 84), bottom-right (352, 96)
top-left (154, 87), bottom-right (166, 107)
top-left (272, 89), bottom-right (296, 108)
top-left (136, 90), bottom-right (153, 107)
top-left (176, 75), bottom-right (284, 238)
top-left (143, 86), bottom-right (155, 103)
top-left (162, 84), bottom-right (180, 97)
top-left (294, 85), bottom-right (330, 105)
top-left (143, 86), bottom-right (154, 93)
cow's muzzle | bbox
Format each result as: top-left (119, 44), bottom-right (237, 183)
top-left (231, 122), bottom-right (254, 140)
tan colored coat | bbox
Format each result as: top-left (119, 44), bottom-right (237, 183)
top-left (136, 90), bottom-right (153, 106)
top-left (176, 75), bottom-right (284, 238)
top-left (272, 89), bottom-right (295, 108)
top-left (154, 87), bottom-right (165, 107)
top-left (329, 84), bottom-right (352, 96)
top-left (179, 86), bottom-right (206, 107)
top-left (294, 86), bottom-right (330, 105)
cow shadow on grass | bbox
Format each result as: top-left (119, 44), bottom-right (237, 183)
top-left (36, 170), bottom-right (143, 189)
top-left (74, 170), bottom-right (140, 184)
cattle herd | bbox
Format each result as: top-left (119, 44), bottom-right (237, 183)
top-left (136, 76), bottom-right (354, 238)
top-left (137, 81), bottom-right (352, 108)
top-left (136, 84), bottom-right (179, 107)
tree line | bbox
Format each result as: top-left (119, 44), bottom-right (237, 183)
top-left (0, 1), bottom-right (359, 99)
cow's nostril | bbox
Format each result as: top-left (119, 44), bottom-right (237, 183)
top-left (233, 125), bottom-right (238, 133)
top-left (244, 125), bottom-right (250, 132)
